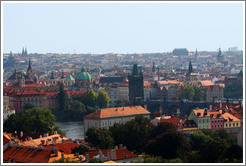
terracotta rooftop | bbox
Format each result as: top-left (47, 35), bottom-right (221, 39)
top-left (193, 109), bottom-right (209, 117)
top-left (222, 113), bottom-right (240, 122)
top-left (86, 148), bottom-right (138, 161)
top-left (85, 106), bottom-right (150, 118)
top-left (3, 145), bottom-right (53, 163)
top-left (45, 142), bottom-right (79, 154)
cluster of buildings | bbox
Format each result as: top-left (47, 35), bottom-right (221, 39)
top-left (3, 131), bottom-right (140, 163)
top-left (2, 47), bottom-right (243, 163)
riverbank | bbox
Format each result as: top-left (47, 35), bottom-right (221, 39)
top-left (55, 121), bottom-right (85, 140)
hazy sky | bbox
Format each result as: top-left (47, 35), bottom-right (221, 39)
top-left (3, 2), bottom-right (244, 54)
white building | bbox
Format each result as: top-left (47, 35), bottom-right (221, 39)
top-left (3, 106), bottom-right (15, 122)
top-left (84, 106), bottom-right (150, 135)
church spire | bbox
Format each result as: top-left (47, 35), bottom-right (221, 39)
top-left (188, 59), bottom-right (193, 74)
top-left (27, 58), bottom-right (32, 70)
top-left (218, 48), bottom-right (222, 57)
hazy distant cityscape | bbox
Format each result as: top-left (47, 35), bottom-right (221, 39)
top-left (2, 1), bottom-right (244, 164)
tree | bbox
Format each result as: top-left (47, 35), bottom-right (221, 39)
top-left (97, 91), bottom-right (110, 108)
top-left (3, 108), bottom-right (64, 135)
top-left (193, 84), bottom-right (205, 101)
top-left (110, 115), bottom-right (153, 153)
top-left (178, 82), bottom-right (205, 101)
top-left (199, 138), bottom-right (227, 163)
top-left (115, 99), bottom-right (125, 107)
top-left (79, 90), bottom-right (98, 107)
top-left (86, 127), bottom-right (114, 149)
top-left (145, 130), bottom-right (190, 159)
top-left (57, 84), bottom-right (67, 112)
top-left (70, 100), bottom-right (85, 113)
top-left (89, 158), bottom-right (103, 163)
top-left (178, 82), bottom-right (195, 101)
top-left (71, 145), bottom-right (90, 155)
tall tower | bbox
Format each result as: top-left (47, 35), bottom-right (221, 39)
top-left (195, 48), bottom-right (198, 61)
top-left (19, 72), bottom-right (25, 88)
top-left (186, 59), bottom-right (193, 81)
top-left (128, 64), bottom-right (144, 104)
top-left (217, 48), bottom-right (224, 62)
top-left (26, 58), bottom-right (35, 80)
top-left (152, 62), bottom-right (156, 72)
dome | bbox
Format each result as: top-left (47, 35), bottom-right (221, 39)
top-left (76, 68), bottom-right (91, 81)
top-left (66, 75), bottom-right (75, 81)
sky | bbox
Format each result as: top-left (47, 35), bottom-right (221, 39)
top-left (2, 2), bottom-right (244, 54)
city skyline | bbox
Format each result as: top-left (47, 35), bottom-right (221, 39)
top-left (2, 2), bottom-right (244, 54)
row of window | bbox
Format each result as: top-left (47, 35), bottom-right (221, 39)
top-left (225, 123), bottom-right (239, 127)
top-left (211, 120), bottom-right (223, 123)
top-left (199, 119), bottom-right (209, 123)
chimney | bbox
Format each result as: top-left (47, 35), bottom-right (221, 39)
top-left (110, 149), bottom-right (116, 160)
top-left (52, 147), bottom-right (58, 157)
top-left (61, 152), bottom-right (64, 158)
top-left (119, 144), bottom-right (123, 149)
top-left (20, 131), bottom-right (23, 138)
top-left (115, 145), bottom-right (118, 149)
top-left (40, 135), bottom-right (42, 138)
top-left (159, 105), bottom-right (163, 115)
top-left (144, 104), bottom-right (147, 110)
top-left (210, 105), bottom-right (212, 110)
top-left (54, 130), bottom-right (57, 134)
top-left (220, 101), bottom-right (222, 109)
top-left (52, 138), bottom-right (56, 145)
top-left (46, 140), bottom-right (49, 146)
top-left (62, 139), bottom-right (64, 143)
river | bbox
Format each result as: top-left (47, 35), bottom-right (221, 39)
top-left (55, 121), bottom-right (84, 140)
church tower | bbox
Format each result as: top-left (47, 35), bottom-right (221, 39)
top-left (186, 59), bottom-right (193, 81)
top-left (195, 48), bottom-right (198, 61)
top-left (19, 72), bottom-right (25, 88)
top-left (128, 64), bottom-right (144, 104)
top-left (26, 58), bottom-right (35, 80)
top-left (217, 48), bottom-right (224, 62)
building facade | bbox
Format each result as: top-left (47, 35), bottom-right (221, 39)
top-left (84, 106), bottom-right (150, 135)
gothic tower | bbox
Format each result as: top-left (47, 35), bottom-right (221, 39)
top-left (217, 48), bottom-right (224, 62)
top-left (128, 64), bottom-right (144, 104)
top-left (26, 58), bottom-right (35, 80)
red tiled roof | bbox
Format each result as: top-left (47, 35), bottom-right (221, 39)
top-left (86, 148), bottom-right (138, 160)
top-left (3, 135), bottom-right (10, 146)
top-left (24, 84), bottom-right (46, 88)
top-left (21, 90), bottom-right (46, 96)
top-left (3, 145), bottom-right (52, 163)
top-left (45, 142), bottom-right (79, 154)
top-left (222, 113), bottom-right (240, 122)
top-left (45, 91), bottom-right (58, 96)
top-left (85, 106), bottom-right (150, 118)
top-left (68, 90), bottom-right (86, 95)
top-left (159, 118), bottom-right (180, 127)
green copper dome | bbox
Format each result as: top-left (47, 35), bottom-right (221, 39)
top-left (76, 68), bottom-right (91, 81)
top-left (66, 75), bottom-right (75, 81)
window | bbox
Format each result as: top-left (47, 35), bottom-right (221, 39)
top-left (199, 120), bottom-right (201, 123)
top-left (226, 124), bottom-right (228, 127)
top-left (215, 125), bottom-right (216, 128)
top-left (221, 125), bottom-right (222, 128)
top-left (207, 119), bottom-right (209, 123)
top-left (229, 124), bottom-right (231, 127)
top-left (236, 123), bottom-right (239, 126)
top-left (212, 125), bottom-right (213, 128)
top-left (233, 123), bottom-right (235, 127)
top-left (203, 119), bottom-right (205, 123)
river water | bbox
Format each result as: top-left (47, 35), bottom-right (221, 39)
top-left (55, 121), bottom-right (84, 140)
